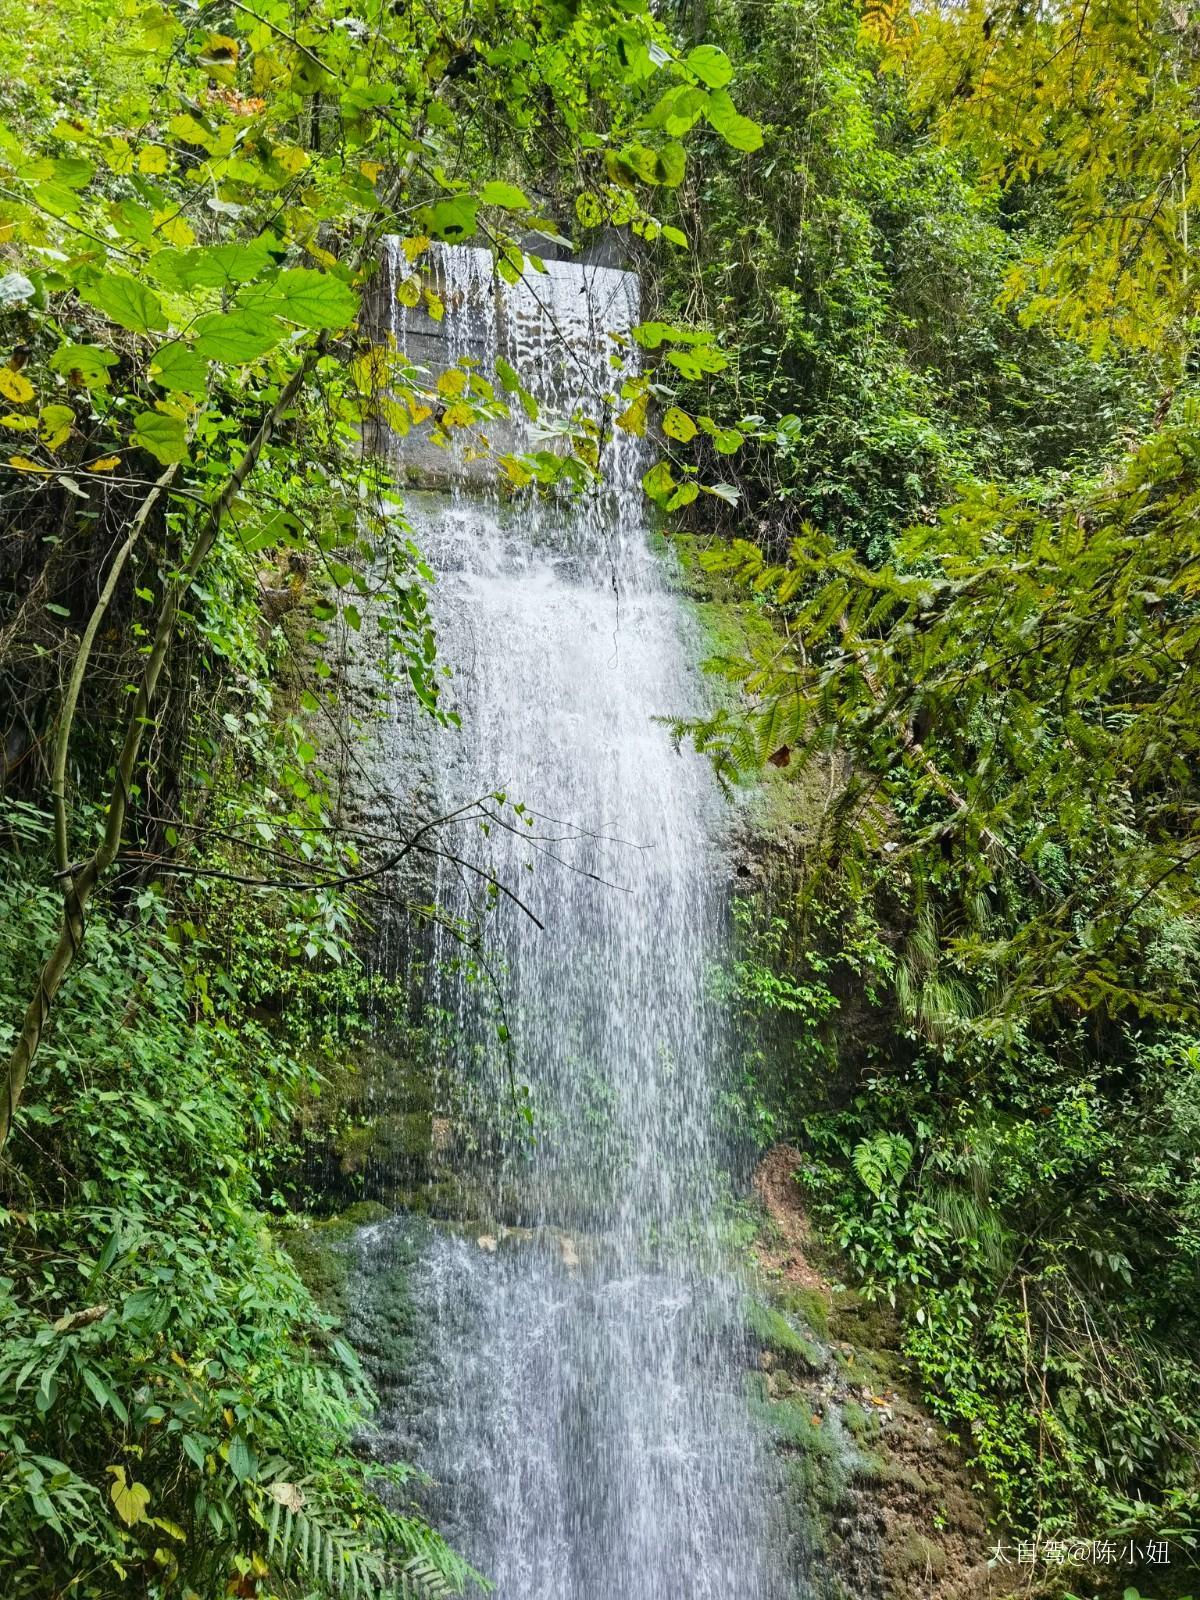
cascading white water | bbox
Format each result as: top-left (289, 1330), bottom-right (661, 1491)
top-left (352, 243), bottom-right (787, 1599)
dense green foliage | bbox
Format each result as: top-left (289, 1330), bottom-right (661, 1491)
top-left (666, 0), bottom-right (1200, 1560)
top-left (0, 0), bottom-right (759, 1594)
top-left (0, 837), bottom-right (477, 1597)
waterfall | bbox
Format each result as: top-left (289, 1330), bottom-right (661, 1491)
top-left (350, 243), bottom-right (785, 1600)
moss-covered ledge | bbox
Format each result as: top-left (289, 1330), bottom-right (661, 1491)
top-left (742, 1146), bottom-right (1001, 1600)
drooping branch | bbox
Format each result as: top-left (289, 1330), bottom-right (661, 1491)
top-left (51, 464), bottom-right (177, 875)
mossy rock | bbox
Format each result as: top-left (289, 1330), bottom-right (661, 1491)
top-left (745, 1296), bottom-right (826, 1370)
top-left (840, 1398), bottom-right (880, 1443)
top-left (828, 1287), bottom-right (900, 1350)
top-left (891, 1531), bottom-right (948, 1579)
top-left (338, 1110), bottom-right (434, 1176)
top-left (276, 1202), bottom-right (391, 1317)
top-left (774, 1283), bottom-right (832, 1342)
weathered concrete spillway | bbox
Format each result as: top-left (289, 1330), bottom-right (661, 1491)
top-left (351, 244), bottom-right (786, 1600)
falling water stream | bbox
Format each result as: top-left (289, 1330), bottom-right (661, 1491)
top-left (348, 244), bottom-right (785, 1600)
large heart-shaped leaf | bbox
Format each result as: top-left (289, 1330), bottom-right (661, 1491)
top-left (149, 344), bottom-right (208, 394)
top-left (685, 44), bottom-right (734, 88)
top-left (193, 310), bottom-right (283, 362)
top-left (149, 238), bottom-right (275, 291)
top-left (132, 409), bottom-right (188, 463)
top-left (78, 274), bottom-right (167, 334)
top-left (240, 268), bottom-right (358, 330)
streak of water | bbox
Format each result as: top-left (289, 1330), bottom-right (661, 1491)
top-left (352, 244), bottom-right (785, 1600)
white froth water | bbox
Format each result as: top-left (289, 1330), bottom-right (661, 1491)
top-left (351, 244), bottom-right (789, 1600)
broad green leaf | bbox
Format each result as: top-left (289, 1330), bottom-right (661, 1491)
top-left (666, 481), bottom-right (700, 510)
top-left (685, 44), bottom-right (734, 88)
top-left (226, 1434), bottom-right (257, 1483)
top-left (241, 268), bottom-right (358, 330)
top-left (149, 239), bottom-right (274, 291)
top-left (643, 460), bottom-right (676, 504)
top-left (48, 343), bottom-right (118, 389)
top-left (703, 89), bottom-right (763, 152)
top-left (655, 143), bottom-right (687, 187)
top-left (78, 274), bottom-right (167, 334)
top-left (494, 357), bottom-right (521, 393)
top-left (480, 181), bottom-right (530, 210)
top-left (150, 344), bottom-right (208, 394)
top-left (643, 85), bottom-right (709, 135)
top-left (193, 311), bottom-right (283, 363)
top-left (426, 197), bottom-right (478, 241)
top-left (48, 156), bottom-right (93, 189)
top-left (666, 345), bottom-right (728, 378)
top-left (132, 410), bottom-right (188, 464)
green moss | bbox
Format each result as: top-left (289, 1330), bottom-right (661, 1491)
top-left (840, 1398), bottom-right (879, 1443)
top-left (275, 1202), bottom-right (388, 1317)
top-left (894, 1532), bottom-right (947, 1578)
top-left (339, 1110), bottom-right (434, 1173)
top-left (745, 1296), bottom-right (825, 1369)
top-left (775, 1284), bottom-right (832, 1342)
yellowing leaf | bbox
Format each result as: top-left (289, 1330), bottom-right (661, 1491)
top-left (437, 368), bottom-right (468, 399)
top-left (1, 413), bottom-right (36, 431)
top-left (304, 242), bottom-right (339, 269)
top-left (617, 391), bottom-right (649, 436)
top-left (9, 454), bottom-right (50, 473)
top-left (39, 404), bottom-right (75, 452)
top-left (0, 368), bottom-right (35, 405)
top-left (138, 145), bottom-right (169, 175)
top-left (396, 276), bottom-right (421, 309)
top-left (378, 397), bottom-right (410, 436)
top-left (500, 453), bottom-right (533, 487)
top-left (350, 347), bottom-right (391, 391)
top-left (106, 136), bottom-right (135, 176)
top-left (87, 455), bottom-right (122, 472)
top-left (273, 145), bottom-right (310, 176)
top-left (268, 1481), bottom-right (305, 1513)
top-left (199, 32), bottom-right (239, 62)
top-left (662, 406), bottom-right (697, 442)
top-left (401, 235), bottom-right (430, 263)
top-left (154, 210), bottom-right (195, 249)
top-left (107, 1466), bottom-right (151, 1527)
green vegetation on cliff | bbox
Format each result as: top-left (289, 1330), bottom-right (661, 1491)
top-left (656, 0), bottom-right (1200, 1563)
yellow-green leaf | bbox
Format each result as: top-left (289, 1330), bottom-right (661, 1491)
top-left (617, 391), bottom-right (649, 436)
top-left (662, 406), bottom-right (697, 442)
top-left (107, 1466), bottom-right (151, 1527)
